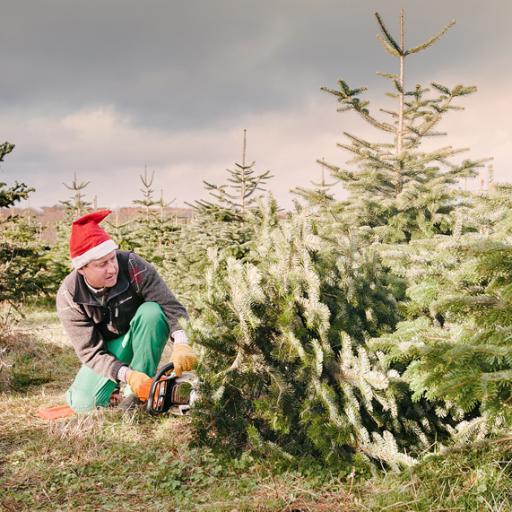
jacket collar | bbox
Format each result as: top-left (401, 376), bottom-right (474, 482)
top-left (73, 253), bottom-right (130, 306)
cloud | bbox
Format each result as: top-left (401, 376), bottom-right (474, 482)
top-left (0, 1), bottom-right (510, 210)
top-left (2, 0), bottom-right (510, 132)
top-left (1, 100), bottom-right (345, 209)
top-left (2, 73), bottom-right (509, 212)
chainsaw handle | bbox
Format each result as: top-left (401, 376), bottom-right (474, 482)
top-left (146, 362), bottom-right (175, 415)
top-left (153, 362), bottom-right (175, 381)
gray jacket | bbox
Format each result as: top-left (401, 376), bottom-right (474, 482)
top-left (56, 250), bottom-right (188, 381)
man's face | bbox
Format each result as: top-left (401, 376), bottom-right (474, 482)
top-left (78, 251), bottom-right (119, 289)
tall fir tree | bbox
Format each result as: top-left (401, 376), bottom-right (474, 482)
top-left (312, 10), bottom-right (486, 242)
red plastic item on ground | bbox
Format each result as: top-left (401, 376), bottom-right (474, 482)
top-left (37, 404), bottom-right (76, 420)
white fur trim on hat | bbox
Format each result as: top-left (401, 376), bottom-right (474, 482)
top-left (71, 239), bottom-right (118, 269)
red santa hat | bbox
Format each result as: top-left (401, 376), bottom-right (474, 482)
top-left (70, 210), bottom-right (118, 269)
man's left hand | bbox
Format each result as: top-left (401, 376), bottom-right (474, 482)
top-left (171, 344), bottom-right (197, 376)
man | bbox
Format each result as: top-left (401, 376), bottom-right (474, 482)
top-left (56, 209), bottom-right (197, 412)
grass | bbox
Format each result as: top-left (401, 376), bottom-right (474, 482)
top-left (363, 439), bottom-right (512, 511)
top-left (1, 307), bottom-right (512, 511)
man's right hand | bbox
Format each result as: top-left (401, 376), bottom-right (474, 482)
top-left (127, 370), bottom-right (152, 400)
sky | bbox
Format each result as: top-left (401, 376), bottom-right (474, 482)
top-left (1, 0), bottom-right (511, 210)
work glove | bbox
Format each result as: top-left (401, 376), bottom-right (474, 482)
top-left (127, 370), bottom-right (152, 401)
top-left (171, 344), bottom-right (197, 376)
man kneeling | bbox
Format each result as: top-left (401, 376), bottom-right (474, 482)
top-left (56, 209), bottom-right (197, 412)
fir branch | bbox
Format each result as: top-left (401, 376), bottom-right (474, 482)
top-left (405, 20), bottom-right (456, 56)
top-left (331, 168), bottom-right (356, 182)
top-left (343, 132), bottom-right (381, 150)
top-left (377, 72), bottom-right (400, 80)
top-left (380, 108), bottom-right (398, 118)
top-left (315, 159), bottom-right (340, 174)
top-left (0, 142), bottom-right (15, 161)
top-left (451, 84), bottom-right (477, 97)
top-left (375, 12), bottom-right (403, 55)
top-left (359, 110), bottom-right (396, 133)
top-left (431, 82), bottom-right (451, 95)
top-left (480, 369), bottom-right (512, 382)
top-left (377, 34), bottom-right (402, 57)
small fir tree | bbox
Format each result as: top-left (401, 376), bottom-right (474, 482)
top-left (171, 133), bottom-right (272, 307)
top-left (132, 167), bottom-right (159, 221)
top-left (105, 209), bottom-right (138, 252)
top-left (0, 143), bottom-right (49, 310)
top-left (129, 169), bottom-right (180, 270)
top-left (293, 158), bottom-right (337, 213)
top-left (0, 142), bottom-right (33, 207)
top-left (44, 173), bottom-right (94, 294)
top-left (189, 198), bottom-right (454, 470)
top-left (59, 172), bottom-right (92, 217)
top-left (194, 129), bottom-right (272, 219)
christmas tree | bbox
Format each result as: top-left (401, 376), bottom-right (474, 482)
top-left (194, 129), bottom-right (272, 219)
top-left (0, 142), bottom-right (33, 207)
top-left (0, 143), bottom-right (49, 310)
top-left (129, 168), bottom-right (180, 270)
top-left (44, 173), bottom-right (95, 294)
top-left (312, 10), bottom-right (486, 242)
top-left (372, 182), bottom-right (512, 438)
top-left (189, 199), bottom-right (453, 470)
top-left (170, 131), bottom-right (272, 307)
top-left (59, 172), bottom-right (92, 218)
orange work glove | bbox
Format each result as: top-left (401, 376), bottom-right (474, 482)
top-left (171, 344), bottom-right (198, 376)
top-left (127, 370), bottom-right (152, 400)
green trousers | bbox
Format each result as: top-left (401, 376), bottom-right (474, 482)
top-left (66, 302), bottom-right (170, 413)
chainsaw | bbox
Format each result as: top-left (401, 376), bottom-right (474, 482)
top-left (38, 362), bottom-right (199, 420)
top-left (145, 362), bottom-right (200, 415)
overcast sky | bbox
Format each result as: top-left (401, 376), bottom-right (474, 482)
top-left (1, 0), bottom-right (510, 210)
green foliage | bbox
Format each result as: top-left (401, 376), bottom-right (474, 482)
top-left (166, 206), bottom-right (258, 309)
top-left (0, 142), bottom-right (34, 208)
top-left (166, 135), bottom-right (272, 308)
top-left (372, 185), bottom-right (512, 433)
top-left (292, 159), bottom-right (338, 213)
top-left (127, 170), bottom-right (180, 269)
top-left (41, 220), bottom-right (73, 297)
top-left (0, 144), bottom-right (50, 310)
top-left (59, 172), bottom-right (92, 218)
top-left (0, 215), bottom-right (50, 306)
top-left (189, 198), bottom-right (452, 469)
top-left (129, 212), bottom-right (181, 272)
top-left (43, 172), bottom-right (96, 293)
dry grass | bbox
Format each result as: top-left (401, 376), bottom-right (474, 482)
top-left (2, 308), bottom-right (512, 511)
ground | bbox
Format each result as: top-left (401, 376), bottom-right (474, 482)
top-left (1, 308), bottom-right (512, 511)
